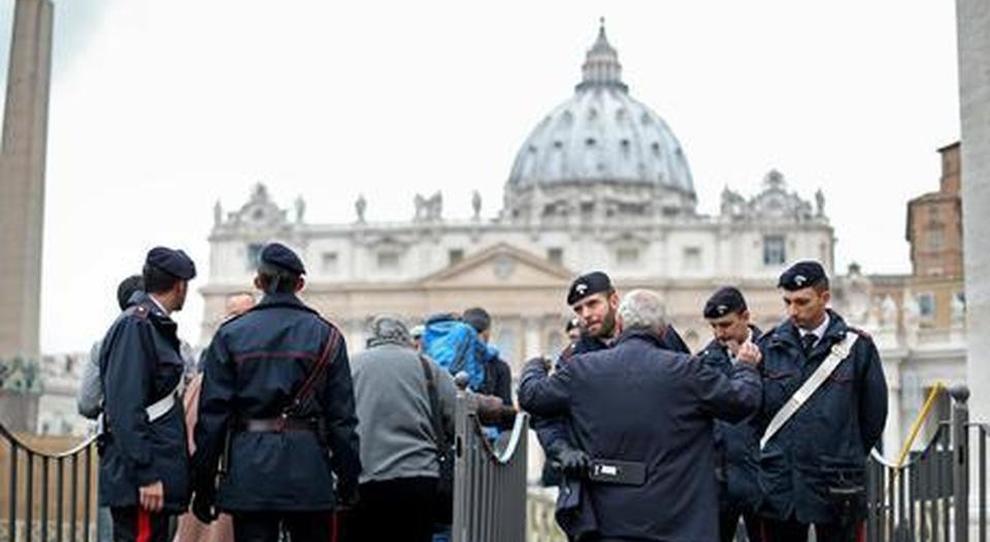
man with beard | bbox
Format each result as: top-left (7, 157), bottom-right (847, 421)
top-left (533, 271), bottom-right (689, 540)
top-left (98, 247), bottom-right (196, 542)
top-left (698, 286), bottom-right (763, 542)
top-left (756, 261), bottom-right (887, 542)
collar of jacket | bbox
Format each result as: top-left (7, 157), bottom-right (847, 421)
top-left (614, 327), bottom-right (668, 348)
top-left (768, 309), bottom-right (848, 349)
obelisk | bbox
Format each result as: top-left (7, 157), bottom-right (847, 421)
top-left (0, 0), bottom-right (54, 361)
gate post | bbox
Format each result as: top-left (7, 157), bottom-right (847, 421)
top-left (951, 385), bottom-right (971, 542)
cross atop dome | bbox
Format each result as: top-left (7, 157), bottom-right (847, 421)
top-left (577, 18), bottom-right (627, 92)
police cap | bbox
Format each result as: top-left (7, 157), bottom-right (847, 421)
top-left (778, 260), bottom-right (828, 291)
top-left (260, 242), bottom-right (306, 275)
top-left (146, 247), bottom-right (197, 280)
top-left (703, 286), bottom-right (748, 319)
top-left (567, 271), bottom-right (613, 305)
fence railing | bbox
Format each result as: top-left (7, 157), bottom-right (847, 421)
top-left (866, 385), bottom-right (988, 542)
top-left (0, 425), bottom-right (98, 542)
top-left (451, 391), bottom-right (529, 542)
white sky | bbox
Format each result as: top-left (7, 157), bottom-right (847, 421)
top-left (0, 1), bottom-right (960, 353)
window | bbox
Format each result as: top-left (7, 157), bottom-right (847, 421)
top-left (763, 235), bottom-right (786, 266)
top-left (547, 248), bottom-right (563, 265)
top-left (246, 243), bottom-right (264, 270)
top-left (616, 247), bottom-right (640, 267)
top-left (683, 247), bottom-right (701, 272)
top-left (917, 293), bottom-right (935, 318)
top-left (321, 252), bottom-right (338, 273)
top-left (448, 249), bottom-right (464, 265)
top-left (377, 251), bottom-right (399, 270)
top-left (928, 227), bottom-right (944, 251)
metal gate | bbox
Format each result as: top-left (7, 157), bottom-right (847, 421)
top-left (451, 391), bottom-right (529, 542)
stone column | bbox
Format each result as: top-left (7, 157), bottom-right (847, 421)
top-left (957, 0), bottom-right (990, 425)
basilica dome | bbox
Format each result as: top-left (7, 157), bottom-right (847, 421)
top-left (507, 24), bottom-right (695, 198)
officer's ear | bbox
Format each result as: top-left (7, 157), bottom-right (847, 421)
top-left (253, 275), bottom-right (265, 292)
top-left (607, 290), bottom-right (620, 311)
top-left (294, 275), bottom-right (306, 293)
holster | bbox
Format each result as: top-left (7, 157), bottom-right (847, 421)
top-left (827, 483), bottom-right (866, 528)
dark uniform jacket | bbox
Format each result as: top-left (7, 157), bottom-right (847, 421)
top-left (756, 310), bottom-right (888, 524)
top-left (192, 293), bottom-right (361, 511)
top-left (519, 329), bottom-right (762, 541)
top-left (698, 326), bottom-right (763, 514)
top-left (98, 292), bottom-right (190, 512)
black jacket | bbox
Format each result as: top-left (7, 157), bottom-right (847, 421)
top-left (756, 310), bottom-right (887, 523)
top-left (697, 325), bottom-right (762, 513)
top-left (519, 329), bottom-right (761, 541)
top-left (192, 293), bottom-right (361, 511)
top-left (98, 292), bottom-right (190, 512)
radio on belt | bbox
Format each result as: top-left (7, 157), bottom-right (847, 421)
top-left (587, 459), bottom-right (646, 486)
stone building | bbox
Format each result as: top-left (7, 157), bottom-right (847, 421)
top-left (202, 24), bottom-right (835, 368)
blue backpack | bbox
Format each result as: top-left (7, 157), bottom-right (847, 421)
top-left (422, 314), bottom-right (487, 391)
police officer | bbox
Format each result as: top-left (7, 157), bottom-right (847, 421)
top-left (519, 289), bottom-right (763, 541)
top-left (191, 243), bottom-right (360, 542)
top-left (533, 271), bottom-right (690, 540)
top-left (756, 261), bottom-right (887, 542)
top-left (699, 286), bottom-right (763, 542)
top-left (98, 247), bottom-right (196, 542)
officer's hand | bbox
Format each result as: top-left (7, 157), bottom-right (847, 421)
top-left (736, 342), bottom-right (762, 366)
top-left (525, 356), bottom-right (553, 373)
top-left (192, 490), bottom-right (218, 524)
top-left (139, 480), bottom-right (164, 513)
top-left (548, 441), bottom-right (590, 477)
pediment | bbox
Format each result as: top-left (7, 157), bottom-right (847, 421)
top-left (418, 242), bottom-right (573, 288)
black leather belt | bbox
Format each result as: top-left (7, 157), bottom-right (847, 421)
top-left (240, 417), bottom-right (318, 433)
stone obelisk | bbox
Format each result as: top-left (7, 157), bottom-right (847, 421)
top-left (0, 0), bottom-right (54, 361)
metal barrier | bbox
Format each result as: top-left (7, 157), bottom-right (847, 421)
top-left (451, 392), bottom-right (530, 542)
top-left (866, 385), bottom-right (988, 541)
top-left (0, 424), bottom-right (98, 542)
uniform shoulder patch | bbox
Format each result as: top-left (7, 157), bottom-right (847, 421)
top-left (847, 326), bottom-right (872, 340)
top-left (131, 305), bottom-right (150, 319)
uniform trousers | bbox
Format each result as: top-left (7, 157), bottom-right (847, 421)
top-left (719, 507), bottom-right (762, 542)
top-left (760, 515), bottom-right (865, 542)
top-left (110, 507), bottom-right (171, 542)
top-left (231, 511), bottom-right (336, 542)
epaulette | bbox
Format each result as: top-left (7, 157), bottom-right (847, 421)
top-left (847, 326), bottom-right (872, 340)
top-left (217, 310), bottom-right (249, 329)
top-left (131, 305), bottom-right (150, 320)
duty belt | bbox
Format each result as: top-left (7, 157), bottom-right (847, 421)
top-left (240, 416), bottom-right (320, 433)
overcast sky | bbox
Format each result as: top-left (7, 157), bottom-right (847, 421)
top-left (0, 1), bottom-right (960, 353)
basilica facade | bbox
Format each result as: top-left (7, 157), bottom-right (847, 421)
top-left (202, 24), bottom-right (834, 370)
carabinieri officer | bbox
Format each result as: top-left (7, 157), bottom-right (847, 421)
top-left (98, 247), bottom-right (197, 542)
top-left (192, 242), bottom-right (360, 542)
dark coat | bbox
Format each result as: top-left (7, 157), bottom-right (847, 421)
top-left (697, 325), bottom-right (763, 513)
top-left (192, 293), bottom-right (361, 511)
top-left (756, 310), bottom-right (888, 524)
top-left (98, 292), bottom-right (190, 512)
top-left (519, 329), bottom-right (762, 541)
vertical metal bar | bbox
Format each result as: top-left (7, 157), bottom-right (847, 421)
top-left (10, 441), bottom-right (18, 542)
top-left (981, 426), bottom-right (987, 542)
top-left (26, 452), bottom-right (34, 542)
top-left (886, 467), bottom-right (894, 542)
top-left (932, 442), bottom-right (941, 542)
top-left (920, 451), bottom-right (928, 542)
top-left (83, 446), bottom-right (92, 542)
top-left (70, 454), bottom-right (77, 542)
top-left (898, 465), bottom-right (906, 537)
top-left (867, 461), bottom-right (878, 542)
top-left (908, 461), bottom-right (916, 542)
top-left (41, 457), bottom-right (48, 542)
top-left (56, 457), bottom-right (63, 542)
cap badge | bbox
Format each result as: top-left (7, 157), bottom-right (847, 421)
top-left (576, 283), bottom-right (588, 295)
top-left (794, 275), bottom-right (806, 287)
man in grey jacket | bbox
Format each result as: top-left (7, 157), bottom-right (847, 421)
top-left (347, 315), bottom-right (457, 542)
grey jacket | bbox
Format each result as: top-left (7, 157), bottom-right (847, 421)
top-left (351, 342), bottom-right (457, 484)
top-left (77, 341), bottom-right (103, 419)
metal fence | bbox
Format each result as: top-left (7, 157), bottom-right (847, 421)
top-left (866, 385), bottom-right (988, 542)
top-left (0, 424), bottom-right (98, 542)
top-left (451, 391), bottom-right (530, 542)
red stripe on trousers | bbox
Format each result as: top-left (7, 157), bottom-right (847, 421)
top-left (136, 509), bottom-right (152, 542)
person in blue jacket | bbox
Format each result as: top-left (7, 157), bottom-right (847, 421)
top-left (191, 242), bottom-right (360, 542)
top-left (756, 261), bottom-right (887, 542)
top-left (519, 289), bottom-right (763, 541)
top-left (698, 286), bottom-right (764, 542)
top-left (98, 247), bottom-right (196, 542)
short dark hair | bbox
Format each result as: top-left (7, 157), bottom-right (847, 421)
top-left (811, 277), bottom-right (830, 293)
top-left (142, 264), bottom-right (181, 294)
top-left (462, 307), bottom-right (491, 334)
top-left (256, 262), bottom-right (300, 294)
top-left (116, 275), bottom-right (144, 310)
